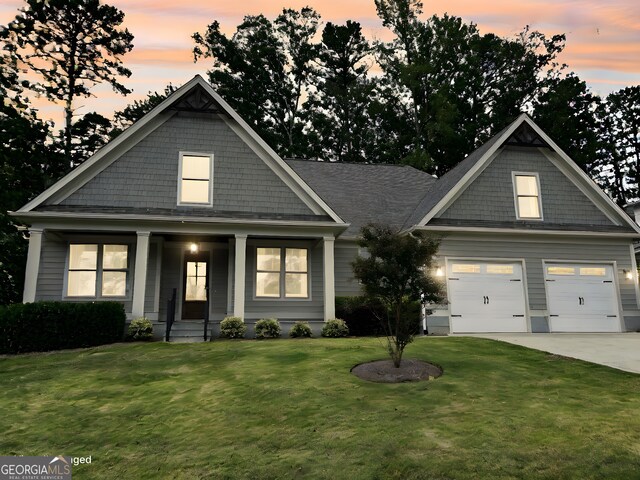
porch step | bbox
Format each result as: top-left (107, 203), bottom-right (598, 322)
top-left (166, 321), bottom-right (213, 342)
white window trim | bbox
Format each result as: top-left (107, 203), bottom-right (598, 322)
top-left (64, 243), bottom-right (131, 299)
top-left (177, 151), bottom-right (214, 207)
top-left (512, 171), bottom-right (544, 221)
top-left (254, 246), bottom-right (311, 301)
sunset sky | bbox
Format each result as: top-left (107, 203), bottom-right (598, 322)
top-left (1, 0), bottom-right (639, 126)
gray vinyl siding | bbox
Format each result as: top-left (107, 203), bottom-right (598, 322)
top-left (158, 244), bottom-right (182, 322)
top-left (439, 146), bottom-right (614, 226)
top-left (437, 235), bottom-right (637, 312)
top-left (210, 245), bottom-right (229, 319)
top-left (35, 233), bottom-right (66, 301)
top-left (243, 241), bottom-right (324, 321)
top-left (60, 112), bottom-right (314, 216)
top-left (335, 241), bottom-right (362, 297)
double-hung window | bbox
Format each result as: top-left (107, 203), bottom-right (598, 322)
top-left (178, 153), bottom-right (213, 205)
top-left (67, 244), bottom-right (129, 297)
top-left (513, 173), bottom-right (542, 220)
top-left (256, 247), bottom-right (309, 299)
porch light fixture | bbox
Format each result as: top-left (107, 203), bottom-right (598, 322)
top-left (189, 242), bottom-right (199, 253)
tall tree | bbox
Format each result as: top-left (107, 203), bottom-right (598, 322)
top-left (602, 86), bottom-right (640, 204)
top-left (374, 0), bottom-right (565, 174)
top-left (110, 84), bottom-right (177, 138)
top-left (193, 7), bottom-right (320, 157)
top-left (533, 73), bottom-right (602, 173)
top-left (307, 21), bottom-right (377, 162)
top-left (1, 0), bottom-right (134, 166)
top-left (0, 46), bottom-right (64, 303)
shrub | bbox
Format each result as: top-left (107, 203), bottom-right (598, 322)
top-left (289, 321), bottom-right (312, 338)
top-left (336, 296), bottom-right (421, 337)
top-left (336, 296), bottom-right (386, 336)
top-left (127, 317), bottom-right (154, 341)
top-left (219, 316), bottom-right (247, 339)
top-left (321, 318), bottom-right (349, 338)
top-left (255, 318), bottom-right (281, 339)
top-left (0, 301), bottom-right (126, 354)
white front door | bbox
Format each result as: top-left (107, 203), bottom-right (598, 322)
top-left (448, 260), bottom-right (528, 333)
top-left (545, 263), bottom-right (621, 332)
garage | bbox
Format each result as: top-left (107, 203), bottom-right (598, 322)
top-left (447, 260), bottom-right (528, 333)
top-left (544, 263), bottom-right (621, 332)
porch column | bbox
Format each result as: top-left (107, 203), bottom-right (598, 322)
top-left (323, 236), bottom-right (336, 321)
top-left (132, 231), bottom-right (151, 318)
top-left (22, 228), bottom-right (44, 303)
top-left (233, 234), bottom-right (247, 319)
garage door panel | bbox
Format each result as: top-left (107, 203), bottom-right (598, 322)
top-left (545, 263), bottom-right (620, 333)
top-left (448, 261), bottom-right (527, 333)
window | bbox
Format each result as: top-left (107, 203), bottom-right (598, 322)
top-left (547, 266), bottom-right (575, 276)
top-left (580, 267), bottom-right (606, 276)
top-left (178, 153), bottom-right (213, 205)
top-left (452, 264), bottom-right (481, 274)
top-left (256, 247), bottom-right (309, 298)
top-left (67, 244), bottom-right (128, 297)
top-left (513, 174), bottom-right (542, 219)
top-left (486, 264), bottom-right (514, 274)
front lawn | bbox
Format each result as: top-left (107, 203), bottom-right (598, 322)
top-left (1, 337), bottom-right (640, 479)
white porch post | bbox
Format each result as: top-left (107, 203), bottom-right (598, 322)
top-left (22, 228), bottom-right (44, 303)
top-left (132, 231), bottom-right (151, 318)
top-left (323, 236), bottom-right (336, 321)
top-left (233, 234), bottom-right (247, 319)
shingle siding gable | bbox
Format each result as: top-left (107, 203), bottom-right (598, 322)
top-left (438, 146), bottom-right (614, 226)
top-left (60, 112), bottom-right (314, 216)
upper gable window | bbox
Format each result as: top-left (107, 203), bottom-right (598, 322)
top-left (178, 153), bottom-right (213, 206)
top-left (513, 173), bottom-right (542, 220)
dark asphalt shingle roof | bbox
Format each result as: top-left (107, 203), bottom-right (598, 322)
top-left (286, 160), bottom-right (436, 237)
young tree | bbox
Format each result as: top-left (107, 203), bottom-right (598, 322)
top-left (193, 7), bottom-right (320, 158)
top-left (352, 225), bottom-right (444, 367)
top-left (1, 0), bottom-right (134, 165)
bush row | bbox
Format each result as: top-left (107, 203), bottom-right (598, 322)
top-left (0, 301), bottom-right (126, 354)
top-left (219, 317), bottom-right (349, 339)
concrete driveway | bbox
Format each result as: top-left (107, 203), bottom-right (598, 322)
top-left (467, 333), bottom-right (640, 374)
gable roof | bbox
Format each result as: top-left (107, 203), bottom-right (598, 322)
top-left (407, 113), bottom-right (640, 234)
top-left (286, 160), bottom-right (436, 237)
top-left (17, 76), bottom-right (345, 224)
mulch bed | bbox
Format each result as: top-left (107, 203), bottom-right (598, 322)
top-left (351, 358), bottom-right (443, 383)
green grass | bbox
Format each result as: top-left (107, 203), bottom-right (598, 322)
top-left (2, 337), bottom-right (640, 479)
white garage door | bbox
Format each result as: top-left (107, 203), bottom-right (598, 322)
top-left (545, 264), bottom-right (621, 332)
top-left (448, 261), bottom-right (527, 333)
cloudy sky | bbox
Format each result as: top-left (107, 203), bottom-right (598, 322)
top-left (1, 0), bottom-right (639, 125)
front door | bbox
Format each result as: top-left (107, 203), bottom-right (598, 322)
top-left (182, 252), bottom-right (209, 320)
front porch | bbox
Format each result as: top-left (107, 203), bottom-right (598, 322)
top-left (23, 224), bottom-right (339, 341)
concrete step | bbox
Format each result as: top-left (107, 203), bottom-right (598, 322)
top-left (166, 321), bottom-right (213, 342)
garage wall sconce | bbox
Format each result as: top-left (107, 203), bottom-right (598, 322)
top-left (435, 266), bottom-right (444, 277)
top-left (623, 269), bottom-right (633, 281)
